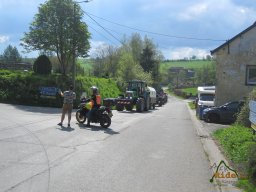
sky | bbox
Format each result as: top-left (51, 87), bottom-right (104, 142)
top-left (0, 0), bottom-right (256, 60)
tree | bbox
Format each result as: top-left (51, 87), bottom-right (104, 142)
top-left (129, 33), bottom-right (143, 63)
top-left (2, 45), bottom-right (22, 63)
top-left (195, 62), bottom-right (216, 85)
top-left (140, 37), bottom-right (162, 85)
top-left (33, 55), bottom-right (52, 75)
top-left (21, 0), bottom-right (90, 75)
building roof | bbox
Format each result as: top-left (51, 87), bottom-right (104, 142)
top-left (211, 21), bottom-right (256, 55)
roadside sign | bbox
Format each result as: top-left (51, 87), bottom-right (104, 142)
top-left (249, 100), bottom-right (256, 134)
top-left (39, 87), bottom-right (59, 99)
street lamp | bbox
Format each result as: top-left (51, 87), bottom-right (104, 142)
top-left (72, 0), bottom-right (91, 90)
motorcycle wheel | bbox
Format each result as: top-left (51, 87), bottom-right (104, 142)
top-left (100, 114), bottom-right (111, 128)
top-left (76, 109), bottom-right (86, 123)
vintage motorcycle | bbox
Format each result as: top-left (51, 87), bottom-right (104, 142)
top-left (76, 97), bottom-right (113, 128)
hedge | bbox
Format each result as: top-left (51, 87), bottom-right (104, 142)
top-left (0, 70), bottom-right (121, 108)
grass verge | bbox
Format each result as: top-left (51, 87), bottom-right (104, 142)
top-left (188, 101), bottom-right (196, 110)
top-left (212, 124), bottom-right (256, 191)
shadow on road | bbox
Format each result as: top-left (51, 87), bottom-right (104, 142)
top-left (56, 126), bottom-right (75, 132)
top-left (116, 109), bottom-right (157, 114)
top-left (13, 104), bottom-right (60, 114)
top-left (77, 123), bottom-right (119, 135)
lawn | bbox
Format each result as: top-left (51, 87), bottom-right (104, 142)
top-left (160, 60), bottom-right (213, 73)
top-left (213, 124), bottom-right (255, 163)
top-left (181, 87), bottom-right (197, 96)
top-left (213, 124), bottom-right (256, 191)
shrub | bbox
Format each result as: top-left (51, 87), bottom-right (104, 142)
top-left (0, 70), bottom-right (121, 108)
top-left (236, 89), bottom-right (256, 127)
top-left (248, 144), bottom-right (256, 186)
top-left (236, 100), bottom-right (251, 127)
top-left (33, 55), bottom-right (52, 75)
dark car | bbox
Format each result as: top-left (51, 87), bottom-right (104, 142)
top-left (202, 101), bottom-right (244, 124)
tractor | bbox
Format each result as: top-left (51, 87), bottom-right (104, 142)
top-left (115, 80), bottom-right (151, 112)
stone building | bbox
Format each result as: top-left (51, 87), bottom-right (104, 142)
top-left (211, 22), bottom-right (256, 106)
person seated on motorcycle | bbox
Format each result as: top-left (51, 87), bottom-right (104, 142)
top-left (87, 86), bottom-right (101, 126)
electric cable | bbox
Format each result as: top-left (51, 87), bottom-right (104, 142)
top-left (85, 12), bottom-right (226, 42)
top-left (85, 12), bottom-right (123, 45)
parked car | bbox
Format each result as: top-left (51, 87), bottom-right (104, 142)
top-left (202, 101), bottom-right (244, 124)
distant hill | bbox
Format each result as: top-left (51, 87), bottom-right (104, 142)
top-left (160, 60), bottom-right (213, 73)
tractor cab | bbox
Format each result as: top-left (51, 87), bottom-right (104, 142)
top-left (125, 91), bottom-right (135, 99)
top-left (127, 80), bottom-right (147, 97)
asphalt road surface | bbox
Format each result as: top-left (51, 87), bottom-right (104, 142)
top-left (0, 97), bottom-right (216, 192)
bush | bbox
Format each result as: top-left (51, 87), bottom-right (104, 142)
top-left (248, 144), bottom-right (256, 186)
top-left (0, 70), bottom-right (121, 108)
top-left (236, 100), bottom-right (251, 127)
top-left (236, 89), bottom-right (256, 127)
top-left (33, 55), bottom-right (52, 75)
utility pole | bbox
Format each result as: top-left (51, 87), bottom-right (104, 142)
top-left (72, 0), bottom-right (91, 90)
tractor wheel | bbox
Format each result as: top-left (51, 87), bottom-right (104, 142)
top-left (116, 104), bottom-right (124, 111)
top-left (136, 98), bottom-right (144, 112)
top-left (125, 105), bottom-right (133, 111)
top-left (144, 97), bottom-right (150, 111)
top-left (159, 99), bottom-right (163, 107)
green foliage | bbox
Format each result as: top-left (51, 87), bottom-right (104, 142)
top-left (181, 87), bottom-right (197, 96)
top-left (213, 125), bottom-right (255, 163)
top-left (160, 60), bottom-right (212, 72)
top-left (172, 87), bottom-right (197, 98)
top-left (21, 0), bottom-right (90, 75)
top-left (77, 58), bottom-right (93, 75)
top-left (33, 55), bottom-right (52, 74)
top-left (248, 144), bottom-right (256, 186)
top-left (188, 101), bottom-right (196, 109)
top-left (76, 76), bottom-right (121, 99)
top-left (236, 100), bottom-right (250, 127)
top-left (0, 70), bottom-right (121, 107)
top-left (236, 88), bottom-right (256, 127)
top-left (2, 45), bottom-right (22, 63)
top-left (115, 52), bottom-right (153, 85)
top-left (140, 41), bottom-right (155, 73)
top-left (194, 61), bottom-right (216, 85)
top-left (160, 60), bottom-right (214, 86)
top-left (237, 179), bottom-right (256, 192)
top-left (92, 33), bottom-right (162, 86)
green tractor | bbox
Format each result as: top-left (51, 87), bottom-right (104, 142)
top-left (115, 80), bottom-right (150, 112)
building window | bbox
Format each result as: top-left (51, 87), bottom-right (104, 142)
top-left (246, 65), bottom-right (256, 85)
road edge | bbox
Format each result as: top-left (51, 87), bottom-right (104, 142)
top-left (186, 103), bottom-right (242, 192)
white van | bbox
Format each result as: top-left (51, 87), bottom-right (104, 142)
top-left (197, 86), bottom-right (215, 107)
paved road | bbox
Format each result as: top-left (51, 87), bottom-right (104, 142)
top-left (0, 97), bottom-right (216, 192)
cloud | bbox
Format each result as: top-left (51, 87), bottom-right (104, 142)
top-left (0, 35), bottom-right (9, 43)
top-left (162, 47), bottom-right (210, 60)
top-left (178, 3), bottom-right (208, 21)
top-left (177, 0), bottom-right (256, 26)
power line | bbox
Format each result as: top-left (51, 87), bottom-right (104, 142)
top-left (85, 12), bottom-right (123, 45)
top-left (85, 12), bottom-right (227, 42)
top-left (86, 19), bottom-right (125, 37)
top-left (87, 23), bottom-right (117, 45)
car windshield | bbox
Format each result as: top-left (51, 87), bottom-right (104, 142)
top-left (200, 94), bottom-right (215, 101)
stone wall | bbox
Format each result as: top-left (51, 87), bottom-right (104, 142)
top-left (214, 27), bottom-right (256, 106)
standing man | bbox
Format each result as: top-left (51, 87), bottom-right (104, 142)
top-left (58, 85), bottom-right (76, 127)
